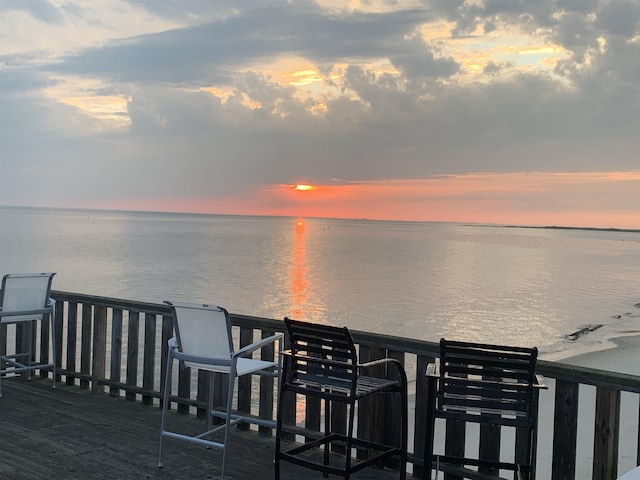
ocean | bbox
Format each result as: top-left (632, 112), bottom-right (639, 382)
top-left (1, 205), bottom-right (639, 363)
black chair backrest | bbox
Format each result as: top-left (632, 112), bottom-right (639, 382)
top-left (284, 317), bottom-right (358, 401)
top-left (437, 338), bottom-right (538, 428)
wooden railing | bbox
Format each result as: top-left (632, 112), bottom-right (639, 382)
top-left (6, 290), bottom-right (640, 479)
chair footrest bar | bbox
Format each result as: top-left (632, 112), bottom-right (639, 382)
top-left (210, 409), bottom-right (276, 429)
top-left (279, 432), bottom-right (403, 475)
top-left (1, 362), bottom-right (55, 374)
top-left (279, 431), bottom-right (399, 455)
top-left (278, 446), bottom-right (402, 476)
top-left (161, 431), bottom-right (224, 450)
top-left (195, 424), bottom-right (227, 439)
top-left (437, 463), bottom-right (516, 480)
top-left (436, 455), bottom-right (528, 473)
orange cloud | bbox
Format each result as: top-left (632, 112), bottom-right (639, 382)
top-left (86, 171), bottom-right (640, 230)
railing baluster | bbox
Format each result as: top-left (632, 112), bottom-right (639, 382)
top-left (552, 379), bottom-right (579, 480)
top-left (80, 303), bottom-right (92, 390)
top-left (65, 301), bottom-right (78, 386)
top-left (357, 345), bottom-right (386, 460)
top-left (91, 305), bottom-right (107, 394)
top-left (238, 326), bottom-right (253, 431)
top-left (142, 313), bottom-right (156, 405)
top-left (38, 307), bottom-right (51, 378)
top-left (593, 386), bottom-right (621, 480)
top-left (109, 309), bottom-right (123, 397)
top-left (385, 348), bottom-right (405, 469)
top-left (126, 311), bottom-right (139, 401)
top-left (259, 329), bottom-right (275, 436)
top-left (54, 299), bottom-right (64, 384)
top-left (159, 314), bottom-right (172, 408)
top-left (177, 363), bottom-right (191, 415)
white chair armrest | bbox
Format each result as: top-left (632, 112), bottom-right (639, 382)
top-left (233, 332), bottom-right (283, 358)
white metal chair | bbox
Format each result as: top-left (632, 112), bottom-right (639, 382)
top-left (0, 272), bottom-right (56, 397)
top-left (158, 301), bottom-right (283, 479)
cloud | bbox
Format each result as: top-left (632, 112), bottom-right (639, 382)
top-left (0, 0), bottom-right (639, 227)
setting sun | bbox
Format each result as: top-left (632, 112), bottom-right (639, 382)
top-left (294, 184), bottom-right (313, 191)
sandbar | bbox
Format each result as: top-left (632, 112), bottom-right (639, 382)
top-left (560, 333), bottom-right (640, 376)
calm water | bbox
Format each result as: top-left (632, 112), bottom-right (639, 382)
top-left (2, 206), bottom-right (639, 361)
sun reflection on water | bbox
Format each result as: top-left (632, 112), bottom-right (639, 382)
top-left (289, 219), bottom-right (309, 320)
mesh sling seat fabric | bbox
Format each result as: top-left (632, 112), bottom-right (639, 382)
top-left (0, 272), bottom-right (57, 397)
top-left (423, 338), bottom-right (547, 480)
top-left (158, 301), bottom-right (283, 480)
top-left (275, 317), bottom-right (408, 480)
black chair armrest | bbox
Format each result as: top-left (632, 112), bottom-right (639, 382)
top-left (359, 358), bottom-right (407, 385)
top-left (426, 362), bottom-right (439, 378)
top-left (535, 373), bottom-right (548, 389)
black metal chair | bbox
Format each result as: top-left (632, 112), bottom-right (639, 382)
top-left (275, 317), bottom-right (407, 479)
top-left (423, 338), bottom-right (546, 480)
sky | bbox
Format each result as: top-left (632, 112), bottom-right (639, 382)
top-left (1, 0), bottom-right (640, 228)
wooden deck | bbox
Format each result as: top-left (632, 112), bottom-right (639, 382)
top-left (7, 290), bottom-right (640, 480)
top-left (0, 377), bottom-right (403, 480)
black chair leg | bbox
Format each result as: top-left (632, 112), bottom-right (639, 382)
top-left (400, 383), bottom-right (408, 480)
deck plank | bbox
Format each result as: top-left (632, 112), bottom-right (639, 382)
top-left (0, 377), bottom-right (401, 479)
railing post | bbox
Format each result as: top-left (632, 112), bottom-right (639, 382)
top-left (552, 379), bottom-right (579, 480)
top-left (385, 349), bottom-right (405, 470)
top-left (479, 365), bottom-right (501, 477)
top-left (91, 305), bottom-right (107, 394)
top-left (593, 386), bottom-right (620, 480)
top-left (413, 354), bottom-right (431, 478)
top-left (357, 345), bottom-right (386, 460)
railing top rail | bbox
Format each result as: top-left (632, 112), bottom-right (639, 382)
top-left (52, 290), bottom-right (171, 315)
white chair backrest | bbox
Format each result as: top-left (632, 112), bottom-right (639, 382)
top-left (168, 302), bottom-right (233, 367)
top-left (0, 272), bottom-right (55, 323)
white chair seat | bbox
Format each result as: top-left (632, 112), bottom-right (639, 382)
top-left (187, 357), bottom-right (278, 376)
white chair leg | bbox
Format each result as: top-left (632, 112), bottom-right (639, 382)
top-left (207, 372), bottom-right (215, 433)
top-left (221, 373), bottom-right (236, 480)
top-left (158, 352), bottom-right (174, 467)
top-left (50, 305), bottom-right (56, 389)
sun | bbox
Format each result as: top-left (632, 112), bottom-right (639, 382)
top-left (294, 184), bottom-right (313, 191)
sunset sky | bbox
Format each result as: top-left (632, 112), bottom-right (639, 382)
top-left (1, 1), bottom-right (640, 228)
